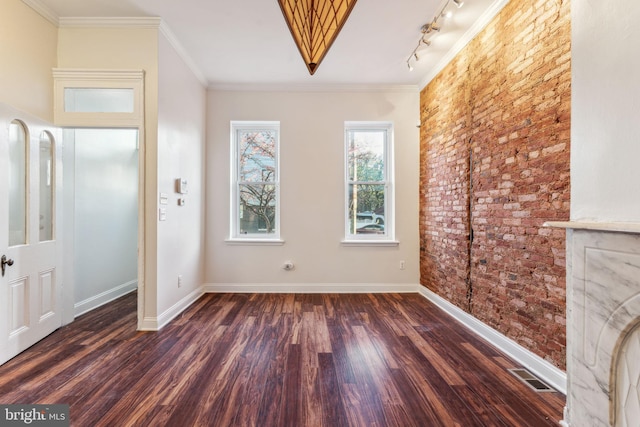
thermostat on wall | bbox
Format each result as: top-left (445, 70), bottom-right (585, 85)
top-left (176, 178), bottom-right (188, 194)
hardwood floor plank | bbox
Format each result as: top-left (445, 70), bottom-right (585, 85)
top-left (392, 335), bottom-right (477, 426)
top-left (451, 384), bottom-right (510, 427)
top-left (0, 292), bottom-right (565, 426)
top-left (278, 343), bottom-right (302, 427)
top-left (325, 318), bottom-right (357, 384)
top-left (387, 368), bottom-right (447, 427)
top-left (317, 352), bottom-right (349, 427)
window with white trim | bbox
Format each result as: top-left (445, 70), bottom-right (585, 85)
top-left (344, 122), bottom-right (394, 242)
top-left (53, 69), bottom-right (144, 127)
top-left (230, 121), bottom-right (280, 241)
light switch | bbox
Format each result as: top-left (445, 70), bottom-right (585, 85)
top-left (159, 193), bottom-right (168, 205)
top-left (159, 208), bottom-right (167, 221)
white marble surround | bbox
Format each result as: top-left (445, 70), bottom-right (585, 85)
top-left (547, 222), bottom-right (640, 426)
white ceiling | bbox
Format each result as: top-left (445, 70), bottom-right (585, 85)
top-left (30, 0), bottom-right (500, 89)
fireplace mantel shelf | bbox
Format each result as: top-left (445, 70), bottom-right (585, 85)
top-left (544, 221), bottom-right (640, 234)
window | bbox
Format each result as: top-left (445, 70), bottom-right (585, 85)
top-left (344, 122), bottom-right (395, 243)
top-left (53, 69), bottom-right (144, 127)
top-left (230, 121), bottom-right (281, 242)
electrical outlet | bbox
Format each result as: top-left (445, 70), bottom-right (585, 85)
top-left (399, 260), bottom-right (406, 270)
top-left (177, 274), bottom-right (183, 288)
top-left (283, 261), bottom-right (295, 271)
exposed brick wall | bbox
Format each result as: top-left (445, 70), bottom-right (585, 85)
top-left (419, 0), bottom-right (570, 369)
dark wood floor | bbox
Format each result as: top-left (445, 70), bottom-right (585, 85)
top-left (0, 292), bottom-right (565, 426)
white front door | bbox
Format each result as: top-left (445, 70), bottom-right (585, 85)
top-left (0, 105), bottom-right (62, 365)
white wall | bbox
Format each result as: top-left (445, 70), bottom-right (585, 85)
top-left (73, 129), bottom-right (138, 315)
top-left (206, 90), bottom-right (420, 289)
top-left (571, 0), bottom-right (640, 222)
top-left (0, 0), bottom-right (57, 121)
top-left (156, 32), bottom-right (206, 316)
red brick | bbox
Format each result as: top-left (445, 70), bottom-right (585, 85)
top-left (419, 0), bottom-right (570, 370)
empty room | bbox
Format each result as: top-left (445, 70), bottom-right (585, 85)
top-left (1, 0), bottom-right (639, 426)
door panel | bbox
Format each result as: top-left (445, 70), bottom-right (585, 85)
top-left (0, 105), bottom-right (62, 365)
top-left (39, 269), bottom-right (55, 319)
top-left (9, 276), bottom-right (28, 335)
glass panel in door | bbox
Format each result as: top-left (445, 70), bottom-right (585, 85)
top-left (39, 131), bottom-right (54, 242)
top-left (8, 120), bottom-right (27, 247)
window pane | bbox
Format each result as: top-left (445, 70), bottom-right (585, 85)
top-left (238, 130), bottom-right (276, 182)
top-left (348, 184), bottom-right (385, 235)
top-left (239, 184), bottom-right (277, 234)
top-left (348, 130), bottom-right (385, 182)
top-left (9, 121), bottom-right (27, 246)
top-left (64, 88), bottom-right (134, 113)
top-left (231, 121), bottom-right (280, 240)
top-left (39, 132), bottom-right (54, 242)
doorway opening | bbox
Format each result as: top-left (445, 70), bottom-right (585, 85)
top-left (63, 128), bottom-right (139, 317)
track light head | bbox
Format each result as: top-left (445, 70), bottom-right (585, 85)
top-left (453, 0), bottom-right (464, 8)
top-left (421, 22), bottom-right (440, 34)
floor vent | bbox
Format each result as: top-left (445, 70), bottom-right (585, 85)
top-left (508, 368), bottom-right (554, 392)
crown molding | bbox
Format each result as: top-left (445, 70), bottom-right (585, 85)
top-left (419, 0), bottom-right (511, 90)
top-left (159, 21), bottom-right (208, 87)
top-left (209, 83), bottom-right (420, 93)
top-left (21, 0), bottom-right (59, 25)
top-left (58, 16), bottom-right (162, 29)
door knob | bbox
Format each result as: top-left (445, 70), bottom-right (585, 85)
top-left (1, 255), bottom-right (14, 277)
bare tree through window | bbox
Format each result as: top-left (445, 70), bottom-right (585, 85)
top-left (233, 123), bottom-right (280, 237)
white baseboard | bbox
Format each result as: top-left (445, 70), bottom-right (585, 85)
top-left (203, 282), bottom-right (417, 294)
top-left (417, 286), bottom-right (567, 395)
top-left (139, 286), bottom-right (204, 331)
top-left (74, 280), bottom-right (137, 317)
top-left (138, 316), bottom-right (159, 331)
top-left (559, 406), bottom-right (570, 427)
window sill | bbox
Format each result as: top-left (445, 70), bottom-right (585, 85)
top-left (340, 239), bottom-right (400, 247)
top-left (225, 238), bottom-right (285, 246)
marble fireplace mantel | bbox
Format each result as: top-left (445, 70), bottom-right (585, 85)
top-left (545, 221), bottom-right (640, 427)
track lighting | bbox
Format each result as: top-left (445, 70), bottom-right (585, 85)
top-left (406, 0), bottom-right (464, 72)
